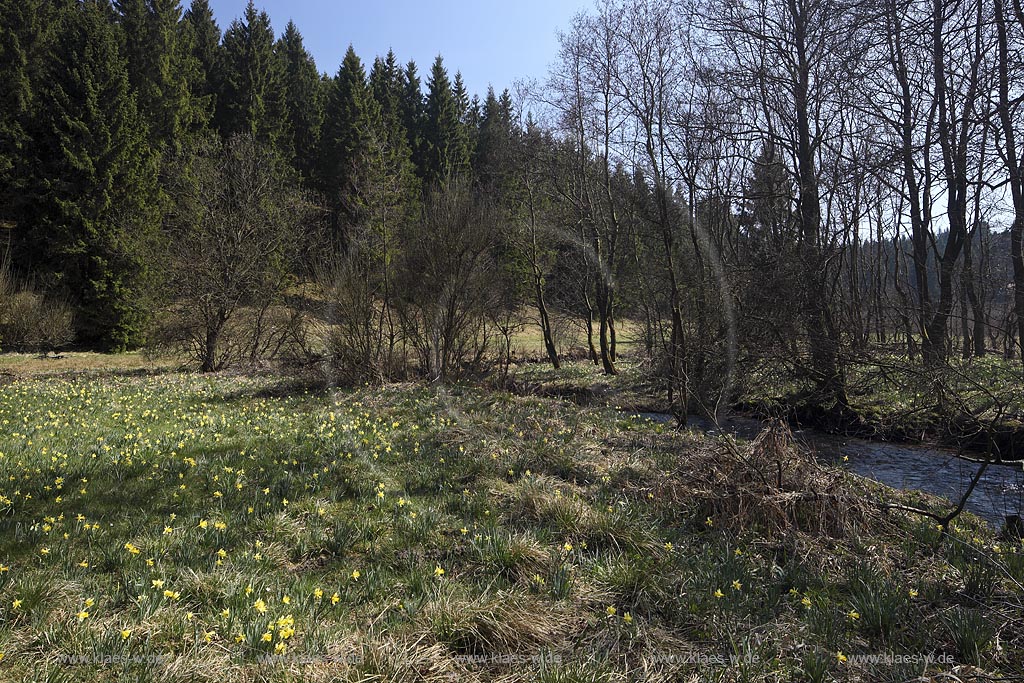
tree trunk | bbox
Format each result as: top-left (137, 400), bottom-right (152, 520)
top-left (963, 227), bottom-right (986, 358)
top-left (596, 275), bottom-right (616, 375)
top-left (201, 311), bottom-right (227, 373)
top-left (791, 0), bottom-right (845, 403)
top-left (583, 287), bottom-right (599, 364)
top-left (922, 0), bottom-right (982, 366)
top-left (995, 0), bottom-right (1024, 369)
top-left (533, 269), bottom-right (559, 369)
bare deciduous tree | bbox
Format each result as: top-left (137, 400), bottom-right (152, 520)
top-left (157, 134), bottom-right (308, 372)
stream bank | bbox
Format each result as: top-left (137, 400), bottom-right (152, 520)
top-left (636, 411), bottom-right (1024, 529)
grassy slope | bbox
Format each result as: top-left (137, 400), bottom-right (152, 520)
top-left (0, 363), bottom-right (1020, 682)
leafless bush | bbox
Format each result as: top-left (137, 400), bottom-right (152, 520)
top-left (550, 312), bottom-right (582, 357)
top-left (657, 421), bottom-right (881, 538)
top-left (0, 262), bottom-right (74, 352)
top-left (318, 246), bottom-right (406, 385)
top-left (394, 181), bottom-right (509, 382)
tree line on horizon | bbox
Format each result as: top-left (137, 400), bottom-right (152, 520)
top-left (1, 0), bottom-right (1023, 418)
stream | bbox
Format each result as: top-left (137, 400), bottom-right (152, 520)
top-left (637, 412), bottom-right (1024, 529)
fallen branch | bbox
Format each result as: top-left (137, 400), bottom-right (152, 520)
top-left (877, 458), bottom-right (990, 530)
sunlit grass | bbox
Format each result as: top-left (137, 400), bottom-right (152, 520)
top-left (0, 351), bottom-right (179, 378)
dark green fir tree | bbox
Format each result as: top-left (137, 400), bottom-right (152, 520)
top-left (318, 45), bottom-right (380, 235)
top-left (277, 20), bottom-right (323, 181)
top-left (217, 0), bottom-right (287, 148)
top-left (18, 0), bottom-right (161, 350)
top-left (423, 56), bottom-right (469, 186)
top-left (182, 0), bottom-right (221, 125)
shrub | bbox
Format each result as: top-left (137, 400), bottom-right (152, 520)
top-left (394, 181), bottom-right (509, 382)
top-left (319, 248), bottom-right (406, 385)
top-left (0, 265), bottom-right (75, 352)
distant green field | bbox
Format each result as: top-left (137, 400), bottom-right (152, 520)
top-left (0, 365), bottom-right (1020, 681)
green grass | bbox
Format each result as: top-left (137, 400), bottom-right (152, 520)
top-left (0, 366), bottom-right (1021, 681)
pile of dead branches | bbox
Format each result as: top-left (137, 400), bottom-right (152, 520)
top-left (661, 420), bottom-right (884, 537)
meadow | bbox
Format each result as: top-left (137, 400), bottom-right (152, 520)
top-left (0, 357), bottom-right (1021, 682)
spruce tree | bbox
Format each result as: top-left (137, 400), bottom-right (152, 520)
top-left (0, 0), bottom-right (54, 233)
top-left (116, 0), bottom-right (202, 149)
top-left (318, 46), bottom-right (380, 236)
top-left (277, 21), bottom-right (322, 181)
top-left (370, 51), bottom-right (403, 130)
top-left (369, 50), bottom-right (418, 198)
top-left (452, 71), bottom-right (474, 162)
top-left (467, 93), bottom-right (482, 132)
top-left (423, 56), bottom-right (469, 186)
top-left (114, 0), bottom-right (148, 72)
top-left (182, 0), bottom-right (220, 125)
top-left (743, 143), bottom-right (794, 251)
top-left (475, 86), bottom-right (515, 195)
top-left (217, 0), bottom-right (286, 148)
top-left (400, 60), bottom-right (426, 180)
top-left (369, 51), bottom-right (419, 217)
top-left (153, 0), bottom-right (204, 143)
top-left (18, 0), bottom-right (160, 349)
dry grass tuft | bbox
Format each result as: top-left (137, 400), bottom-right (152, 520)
top-left (422, 588), bottom-right (578, 657)
top-left (494, 475), bottom-right (593, 532)
top-left (350, 634), bottom-right (478, 683)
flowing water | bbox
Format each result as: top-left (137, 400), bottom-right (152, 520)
top-left (637, 412), bottom-right (1024, 528)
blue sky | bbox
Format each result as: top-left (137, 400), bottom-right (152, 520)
top-left (205, 0), bottom-right (592, 98)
